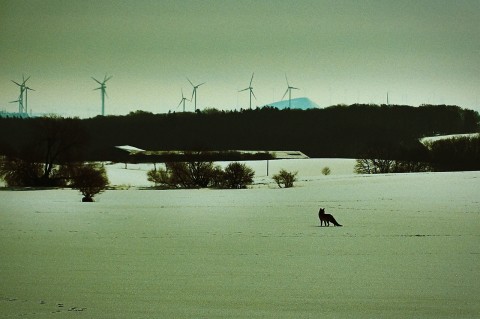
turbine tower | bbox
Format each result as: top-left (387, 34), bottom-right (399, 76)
top-left (281, 74), bottom-right (299, 108)
top-left (92, 75), bottom-right (112, 116)
top-left (187, 78), bottom-right (205, 112)
top-left (11, 75), bottom-right (32, 115)
top-left (177, 89), bottom-right (190, 112)
top-left (239, 73), bottom-right (257, 109)
top-left (24, 83), bottom-right (35, 115)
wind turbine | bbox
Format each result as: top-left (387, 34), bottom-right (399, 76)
top-left (187, 78), bottom-right (205, 112)
top-left (177, 89), bottom-right (190, 112)
top-left (92, 75), bottom-right (112, 116)
top-left (239, 73), bottom-right (257, 109)
top-left (24, 84), bottom-right (35, 115)
top-left (9, 99), bottom-right (21, 113)
top-left (11, 75), bottom-right (31, 114)
top-left (281, 74), bottom-right (299, 108)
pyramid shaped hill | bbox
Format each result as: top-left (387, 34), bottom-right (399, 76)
top-left (265, 97), bottom-right (320, 110)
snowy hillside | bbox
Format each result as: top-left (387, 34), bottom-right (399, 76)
top-left (1, 168), bottom-right (479, 318)
top-left (420, 132), bottom-right (479, 144)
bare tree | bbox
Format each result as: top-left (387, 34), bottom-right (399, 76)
top-left (34, 117), bottom-right (85, 185)
top-left (0, 116), bottom-right (86, 187)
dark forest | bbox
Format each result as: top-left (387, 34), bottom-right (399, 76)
top-left (0, 104), bottom-right (478, 165)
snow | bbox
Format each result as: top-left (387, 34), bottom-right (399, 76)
top-left (420, 133), bottom-right (479, 144)
top-left (1, 159), bottom-right (479, 318)
top-left (106, 158), bottom-right (357, 188)
top-left (115, 145), bottom-right (146, 153)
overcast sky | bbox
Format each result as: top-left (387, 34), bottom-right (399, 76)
top-left (1, 0), bottom-right (479, 117)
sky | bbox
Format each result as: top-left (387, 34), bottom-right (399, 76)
top-left (1, 0), bottom-right (479, 117)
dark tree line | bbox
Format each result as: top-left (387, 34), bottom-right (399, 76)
top-left (0, 104), bottom-right (478, 168)
top-left (0, 116), bottom-right (109, 195)
top-left (425, 135), bottom-right (480, 171)
top-left (0, 116), bottom-right (86, 186)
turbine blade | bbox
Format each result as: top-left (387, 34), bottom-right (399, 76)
top-left (285, 74), bottom-right (289, 86)
top-left (11, 80), bottom-right (22, 86)
top-left (22, 75), bottom-right (30, 84)
top-left (291, 87), bottom-right (299, 90)
top-left (250, 73), bottom-right (254, 86)
top-left (281, 88), bottom-right (289, 100)
top-left (198, 82), bottom-right (206, 87)
top-left (187, 77), bottom-right (194, 87)
top-left (251, 90), bottom-right (257, 100)
top-left (92, 77), bottom-right (102, 85)
top-left (104, 75), bottom-right (113, 82)
top-left (239, 87), bottom-right (249, 92)
top-left (177, 99), bottom-right (183, 108)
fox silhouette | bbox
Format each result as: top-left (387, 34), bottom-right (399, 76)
top-left (318, 208), bottom-right (342, 227)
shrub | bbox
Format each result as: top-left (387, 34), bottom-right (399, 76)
top-left (146, 161), bottom-right (255, 189)
top-left (150, 161), bottom-right (218, 189)
top-left (147, 167), bottom-right (170, 188)
top-left (354, 158), bottom-right (394, 174)
top-left (71, 163), bottom-right (109, 202)
top-left (0, 156), bottom-right (43, 187)
top-left (165, 162), bottom-right (193, 188)
top-left (272, 169), bottom-right (298, 188)
top-left (0, 156), bottom-right (74, 187)
top-left (208, 166), bottom-right (226, 188)
top-left (321, 166), bottom-right (331, 176)
top-left (221, 162), bottom-right (255, 189)
top-left (186, 161), bottom-right (217, 188)
top-left (391, 161), bottom-right (432, 173)
top-left (167, 161), bottom-right (217, 188)
top-left (354, 158), bottom-right (431, 174)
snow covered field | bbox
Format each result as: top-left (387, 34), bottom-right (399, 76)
top-left (1, 159), bottom-right (479, 318)
top-left (106, 158), bottom-right (358, 189)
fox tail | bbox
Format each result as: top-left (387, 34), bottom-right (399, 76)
top-left (331, 217), bottom-right (342, 227)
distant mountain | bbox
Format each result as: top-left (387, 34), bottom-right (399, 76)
top-left (265, 97), bottom-right (320, 110)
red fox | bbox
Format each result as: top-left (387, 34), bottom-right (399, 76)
top-left (318, 208), bottom-right (342, 227)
